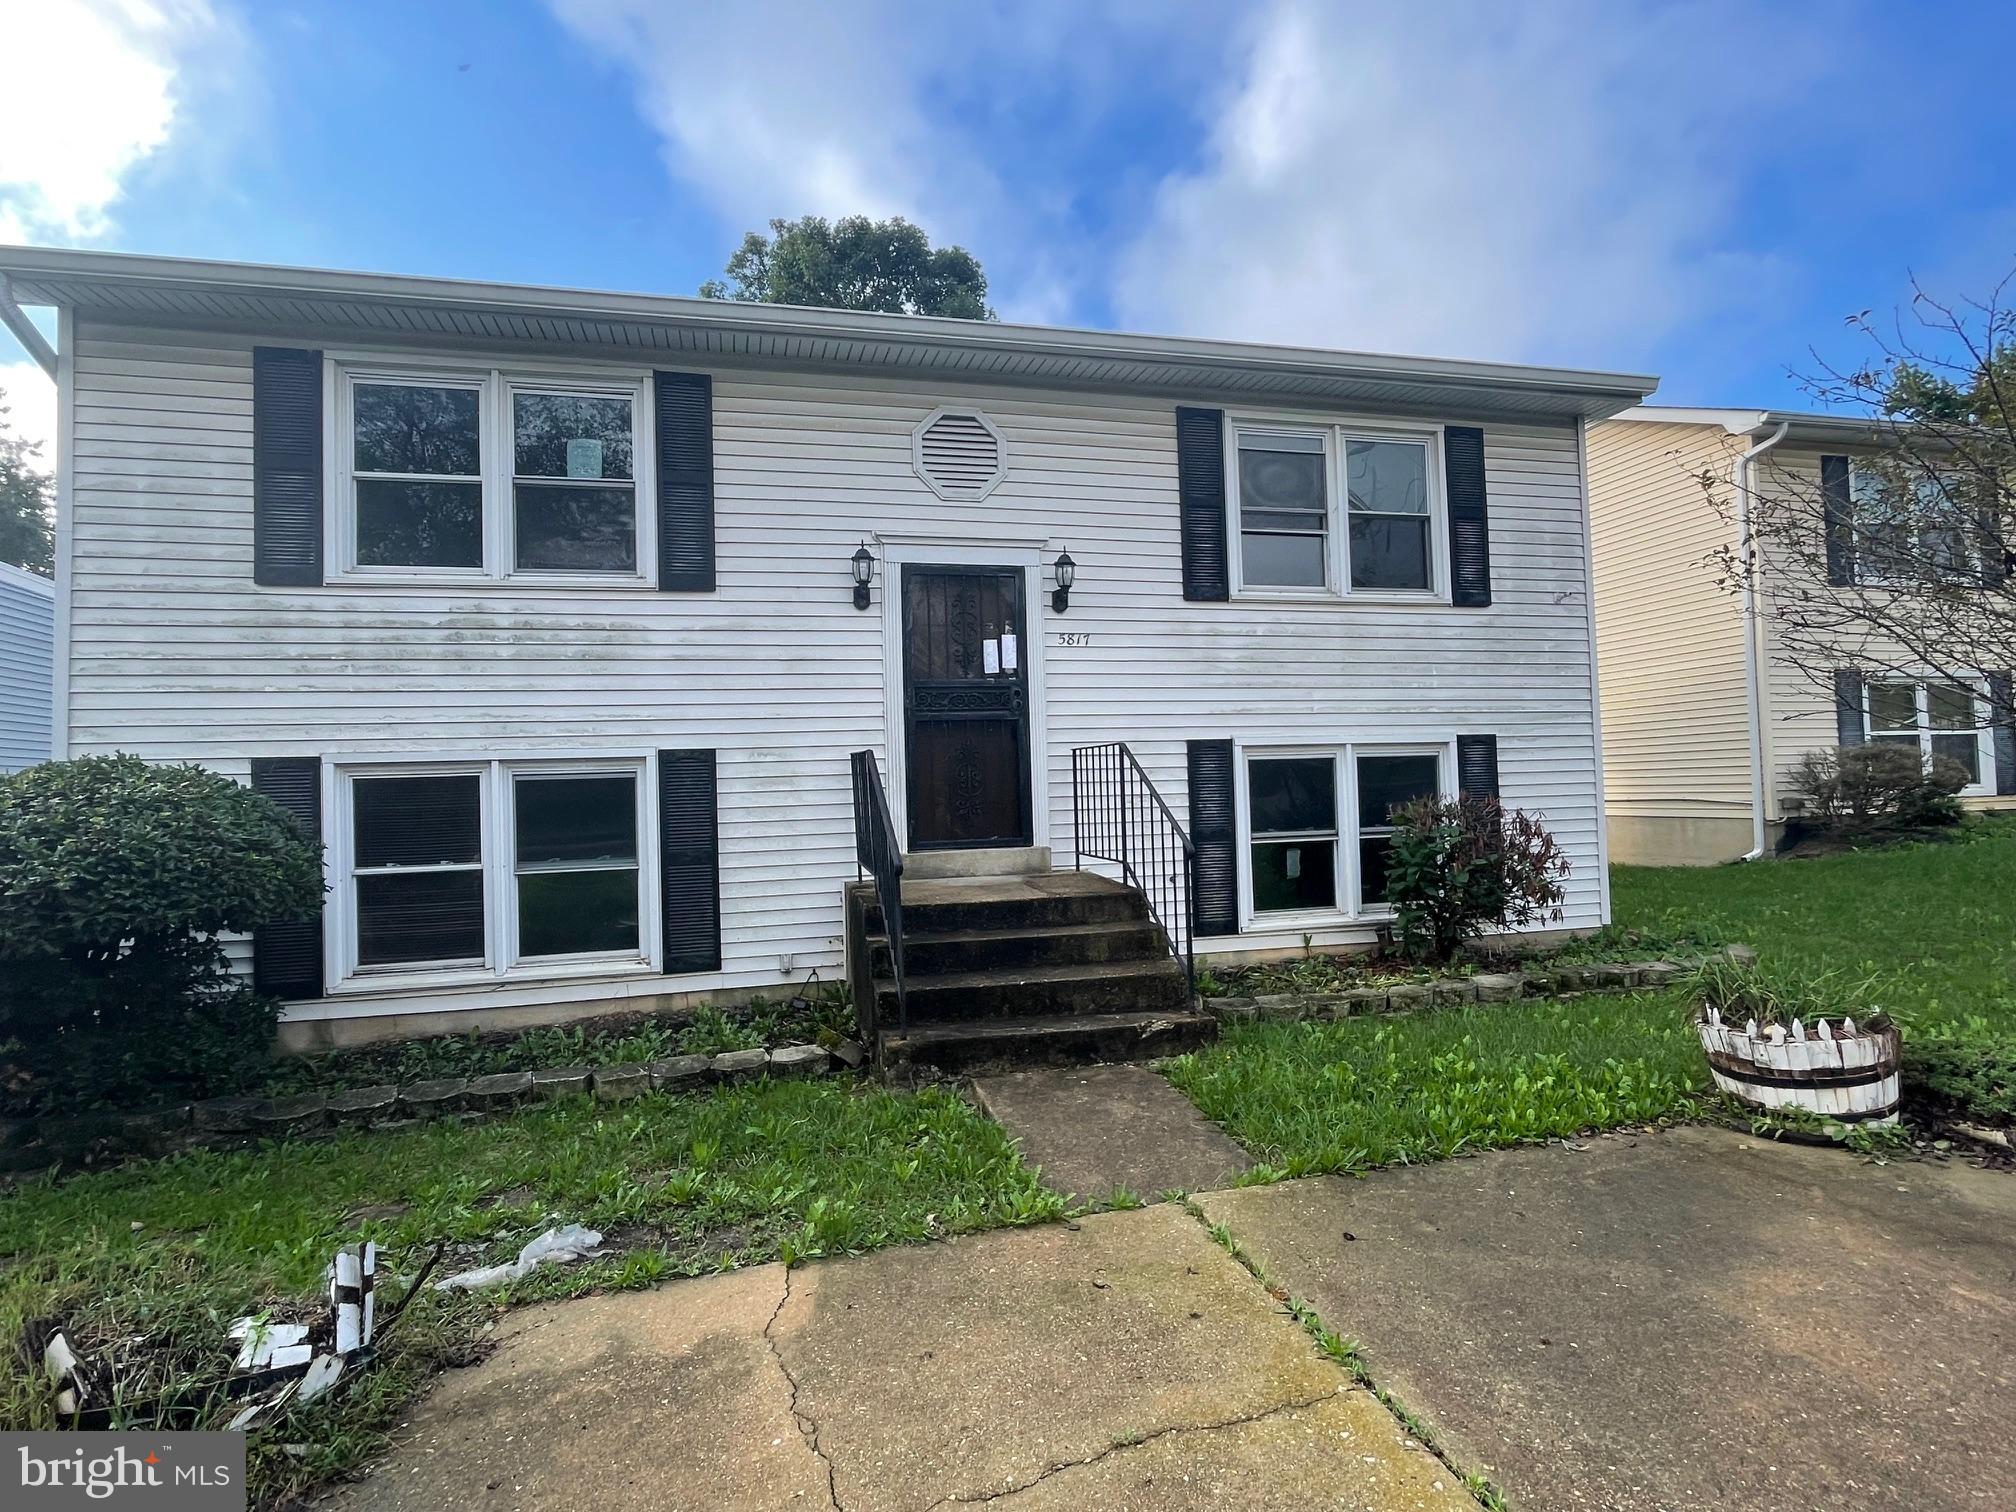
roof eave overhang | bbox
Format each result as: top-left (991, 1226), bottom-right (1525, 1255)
top-left (0, 246), bottom-right (1658, 422)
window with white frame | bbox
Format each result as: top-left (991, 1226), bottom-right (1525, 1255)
top-left (1849, 461), bottom-right (1978, 583)
top-left (335, 363), bottom-right (651, 582)
top-left (1246, 746), bottom-right (1446, 919)
top-left (336, 758), bottom-right (651, 985)
top-left (1864, 679), bottom-right (1994, 795)
top-left (1232, 421), bottom-right (1441, 596)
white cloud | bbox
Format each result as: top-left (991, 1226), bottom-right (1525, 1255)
top-left (1114, 1), bottom-right (1817, 365)
top-left (0, 0), bottom-right (227, 245)
top-left (550, 0), bottom-right (1835, 369)
top-left (0, 362), bottom-right (57, 475)
top-left (545, 0), bottom-right (1207, 322)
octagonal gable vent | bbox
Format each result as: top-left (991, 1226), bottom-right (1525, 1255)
top-left (913, 408), bottom-right (1007, 500)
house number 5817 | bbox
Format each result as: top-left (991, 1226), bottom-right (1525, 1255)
top-left (1055, 632), bottom-right (1092, 647)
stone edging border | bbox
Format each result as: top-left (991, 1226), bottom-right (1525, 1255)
top-left (1202, 945), bottom-right (1756, 1024)
top-left (1, 1040), bottom-right (866, 1177)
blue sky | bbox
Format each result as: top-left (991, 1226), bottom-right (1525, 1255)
top-left (4, 0), bottom-right (2015, 465)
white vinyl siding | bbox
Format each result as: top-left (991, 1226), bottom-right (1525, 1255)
top-left (0, 561), bottom-right (55, 772)
top-left (64, 321), bottom-right (1608, 1023)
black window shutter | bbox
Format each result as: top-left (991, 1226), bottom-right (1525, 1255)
top-left (253, 347), bottom-right (323, 587)
top-left (1834, 668), bottom-right (1866, 747)
top-left (1978, 469), bottom-right (2009, 587)
top-left (1821, 455), bottom-right (1854, 587)
top-left (1988, 672), bottom-right (2016, 795)
top-left (1187, 738), bottom-right (1238, 936)
top-left (654, 371), bottom-right (715, 591)
top-left (1456, 734), bottom-right (1500, 802)
top-left (1444, 426), bottom-right (1492, 607)
top-left (659, 749), bottom-right (722, 973)
top-left (1176, 407), bottom-right (1229, 602)
top-left (250, 757), bottom-right (324, 999)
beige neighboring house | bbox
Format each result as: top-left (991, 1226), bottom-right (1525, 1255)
top-left (1587, 406), bottom-right (2016, 866)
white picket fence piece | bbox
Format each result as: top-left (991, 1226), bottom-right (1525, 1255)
top-left (1697, 1008), bottom-right (1901, 1126)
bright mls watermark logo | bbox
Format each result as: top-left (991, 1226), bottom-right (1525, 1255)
top-left (7, 1433), bottom-right (245, 1509)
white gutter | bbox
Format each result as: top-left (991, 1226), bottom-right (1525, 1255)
top-left (1733, 419), bottom-right (1790, 859)
top-left (0, 275), bottom-right (57, 378)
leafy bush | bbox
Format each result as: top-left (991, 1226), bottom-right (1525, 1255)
top-left (1902, 1039), bottom-right (2016, 1126)
top-left (1384, 796), bottom-right (1569, 964)
top-left (1788, 743), bottom-right (1968, 835)
top-left (0, 756), bottom-right (325, 1110)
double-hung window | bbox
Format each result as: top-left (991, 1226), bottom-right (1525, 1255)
top-left (1245, 746), bottom-right (1447, 921)
top-left (334, 363), bottom-right (653, 584)
top-left (1849, 462), bottom-right (1978, 584)
top-left (1865, 679), bottom-right (1993, 795)
top-left (336, 758), bottom-right (653, 987)
top-left (1232, 420), bottom-right (1443, 597)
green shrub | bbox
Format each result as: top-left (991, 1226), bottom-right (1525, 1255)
top-left (0, 756), bottom-right (325, 1111)
top-left (1903, 1039), bottom-right (2016, 1125)
top-left (1385, 796), bottom-right (1569, 964)
top-left (1788, 743), bottom-right (1968, 835)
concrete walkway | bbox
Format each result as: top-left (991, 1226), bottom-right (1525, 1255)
top-left (970, 1064), bottom-right (1251, 1203)
top-left (331, 1204), bottom-right (1469, 1511)
top-left (1197, 1126), bottom-right (2016, 1511)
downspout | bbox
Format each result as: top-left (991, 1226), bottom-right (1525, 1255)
top-left (1734, 419), bottom-right (1790, 860)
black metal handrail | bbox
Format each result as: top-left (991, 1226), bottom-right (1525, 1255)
top-left (1070, 743), bottom-right (1196, 1002)
top-left (850, 750), bottom-right (907, 1041)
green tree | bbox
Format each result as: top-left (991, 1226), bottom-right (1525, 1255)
top-left (700, 215), bottom-right (996, 320)
top-left (0, 383), bottom-right (54, 576)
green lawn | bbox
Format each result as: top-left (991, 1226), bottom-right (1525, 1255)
top-left (1170, 818), bottom-right (2016, 1174)
top-left (0, 1079), bottom-right (1060, 1505)
top-left (1612, 818), bottom-right (2016, 1045)
top-left (1164, 995), bottom-right (1706, 1177)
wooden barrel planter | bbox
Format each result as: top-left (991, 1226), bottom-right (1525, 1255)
top-left (1696, 1009), bottom-right (1901, 1125)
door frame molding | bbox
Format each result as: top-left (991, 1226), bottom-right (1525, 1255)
top-left (875, 533), bottom-right (1050, 853)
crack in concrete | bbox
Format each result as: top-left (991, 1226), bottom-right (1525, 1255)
top-left (763, 1266), bottom-right (843, 1512)
top-left (924, 1386), bottom-right (1346, 1507)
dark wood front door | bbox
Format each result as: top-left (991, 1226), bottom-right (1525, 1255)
top-left (902, 565), bottom-right (1032, 850)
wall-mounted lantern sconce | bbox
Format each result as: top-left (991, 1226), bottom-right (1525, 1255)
top-left (851, 543), bottom-right (876, 610)
top-left (1051, 549), bottom-right (1076, 613)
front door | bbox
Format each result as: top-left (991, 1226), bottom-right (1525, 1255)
top-left (902, 564), bottom-right (1032, 850)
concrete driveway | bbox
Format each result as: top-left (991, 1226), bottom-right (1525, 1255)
top-left (329, 1202), bottom-right (1468, 1512)
top-left (1198, 1126), bottom-right (2016, 1511)
top-left (329, 1127), bottom-right (2014, 1511)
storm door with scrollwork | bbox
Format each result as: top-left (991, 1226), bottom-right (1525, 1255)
top-left (901, 565), bottom-right (1032, 849)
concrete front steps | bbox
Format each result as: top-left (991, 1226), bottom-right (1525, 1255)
top-left (844, 870), bottom-right (1212, 1075)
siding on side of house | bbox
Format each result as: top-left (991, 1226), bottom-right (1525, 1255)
top-left (1585, 420), bottom-right (1753, 853)
top-left (66, 321), bottom-right (1608, 1025)
top-left (0, 560), bottom-right (55, 772)
top-left (1746, 443), bottom-right (1999, 818)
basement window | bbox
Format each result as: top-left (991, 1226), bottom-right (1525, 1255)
top-left (1865, 679), bottom-right (1993, 797)
top-left (1243, 745), bottom-right (1448, 922)
top-left (332, 758), bottom-right (655, 989)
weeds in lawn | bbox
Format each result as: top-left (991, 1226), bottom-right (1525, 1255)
top-left (1183, 1200), bottom-right (1510, 1510)
top-left (1164, 997), bottom-right (1704, 1175)
top-left (0, 1079), bottom-right (1061, 1508)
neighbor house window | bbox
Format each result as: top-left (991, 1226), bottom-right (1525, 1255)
top-left (336, 758), bottom-right (652, 985)
top-left (1849, 462), bottom-right (1977, 583)
top-left (1245, 746), bottom-right (1446, 919)
top-left (1865, 679), bottom-right (1993, 794)
top-left (1231, 421), bottom-right (1442, 596)
top-left (335, 364), bottom-right (652, 583)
